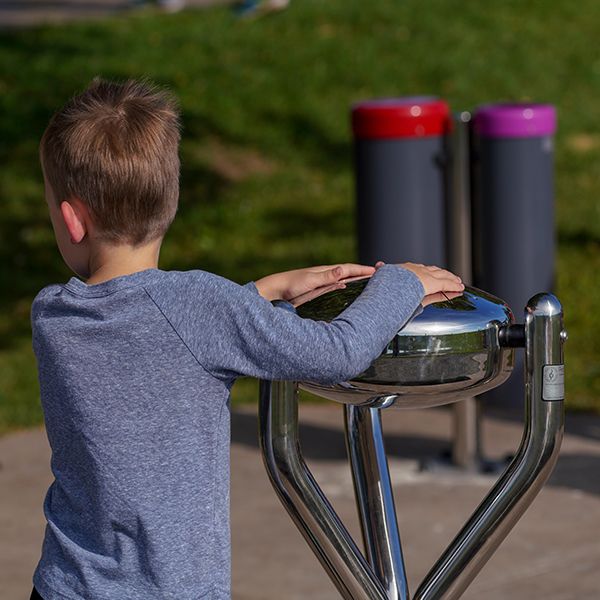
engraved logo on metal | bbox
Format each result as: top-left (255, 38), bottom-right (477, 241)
top-left (542, 365), bottom-right (564, 401)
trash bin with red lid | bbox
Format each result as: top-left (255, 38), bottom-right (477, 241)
top-left (352, 97), bottom-right (451, 266)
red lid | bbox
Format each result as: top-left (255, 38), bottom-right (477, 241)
top-left (352, 97), bottom-right (451, 139)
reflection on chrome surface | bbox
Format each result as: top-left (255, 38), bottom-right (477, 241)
top-left (296, 281), bottom-right (514, 409)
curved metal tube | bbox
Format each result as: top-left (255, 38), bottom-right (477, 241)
top-left (258, 380), bottom-right (387, 600)
top-left (413, 293), bottom-right (565, 600)
top-left (345, 405), bottom-right (410, 600)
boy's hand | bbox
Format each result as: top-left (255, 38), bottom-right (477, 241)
top-left (255, 263), bottom-right (376, 306)
top-left (376, 261), bottom-right (464, 296)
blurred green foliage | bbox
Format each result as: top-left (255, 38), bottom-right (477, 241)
top-left (1, 0), bottom-right (599, 432)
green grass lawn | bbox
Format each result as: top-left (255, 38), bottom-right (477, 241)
top-left (1, 0), bottom-right (599, 433)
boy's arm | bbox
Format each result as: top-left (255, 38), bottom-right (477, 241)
top-left (251, 263), bottom-right (376, 304)
top-left (149, 265), bottom-right (424, 385)
top-left (247, 261), bottom-right (463, 307)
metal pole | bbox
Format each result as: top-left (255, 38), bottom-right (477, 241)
top-left (447, 111), bottom-right (480, 471)
top-left (414, 293), bottom-right (565, 600)
top-left (258, 380), bottom-right (387, 600)
top-left (344, 405), bottom-right (409, 600)
top-left (447, 111), bottom-right (473, 282)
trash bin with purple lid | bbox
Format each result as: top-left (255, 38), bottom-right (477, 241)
top-left (472, 103), bottom-right (557, 409)
top-left (352, 97), bottom-right (451, 266)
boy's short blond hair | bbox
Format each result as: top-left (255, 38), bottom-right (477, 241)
top-left (40, 78), bottom-right (181, 246)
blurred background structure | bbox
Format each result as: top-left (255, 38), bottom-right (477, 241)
top-left (1, 1), bottom-right (599, 598)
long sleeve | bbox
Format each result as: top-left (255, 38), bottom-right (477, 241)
top-left (145, 264), bottom-right (424, 385)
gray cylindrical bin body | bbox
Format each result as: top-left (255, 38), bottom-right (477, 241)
top-left (356, 137), bottom-right (446, 265)
top-left (353, 98), bottom-right (450, 266)
top-left (472, 104), bottom-right (557, 409)
top-left (474, 137), bottom-right (555, 301)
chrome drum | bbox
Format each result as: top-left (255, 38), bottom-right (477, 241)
top-left (296, 280), bottom-right (514, 409)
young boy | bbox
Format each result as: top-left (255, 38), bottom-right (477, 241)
top-left (31, 78), bottom-right (463, 600)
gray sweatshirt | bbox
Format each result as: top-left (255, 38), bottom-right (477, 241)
top-left (31, 265), bottom-right (423, 600)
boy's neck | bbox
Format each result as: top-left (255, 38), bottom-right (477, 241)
top-left (85, 239), bottom-right (162, 285)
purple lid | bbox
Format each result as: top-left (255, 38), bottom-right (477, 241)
top-left (474, 103), bottom-right (557, 138)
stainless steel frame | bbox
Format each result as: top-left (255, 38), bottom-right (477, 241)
top-left (258, 293), bottom-right (565, 599)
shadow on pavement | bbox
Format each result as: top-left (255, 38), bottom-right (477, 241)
top-left (550, 453), bottom-right (600, 496)
top-left (486, 405), bottom-right (600, 443)
top-left (232, 409), bottom-right (600, 498)
top-left (231, 409), bottom-right (448, 462)
top-left (233, 409), bottom-right (470, 464)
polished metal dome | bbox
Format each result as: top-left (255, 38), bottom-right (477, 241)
top-left (296, 279), bottom-right (515, 409)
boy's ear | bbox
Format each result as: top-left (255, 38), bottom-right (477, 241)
top-left (60, 199), bottom-right (88, 244)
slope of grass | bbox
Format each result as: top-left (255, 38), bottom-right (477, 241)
top-left (1, 0), bottom-right (599, 432)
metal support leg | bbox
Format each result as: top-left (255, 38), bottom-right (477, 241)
top-left (414, 294), bottom-right (565, 600)
top-left (451, 399), bottom-right (480, 471)
top-left (258, 380), bottom-right (387, 600)
top-left (345, 405), bottom-right (409, 600)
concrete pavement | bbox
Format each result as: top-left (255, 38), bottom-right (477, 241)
top-left (2, 404), bottom-right (600, 599)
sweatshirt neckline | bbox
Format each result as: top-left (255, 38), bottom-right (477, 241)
top-left (64, 268), bottom-right (161, 298)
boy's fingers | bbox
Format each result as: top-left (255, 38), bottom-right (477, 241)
top-left (339, 275), bottom-right (372, 284)
top-left (420, 273), bottom-right (464, 295)
top-left (430, 269), bottom-right (462, 282)
top-left (311, 263), bottom-right (373, 273)
top-left (307, 267), bottom-right (342, 288)
top-left (434, 272), bottom-right (464, 286)
top-left (310, 264), bottom-right (374, 282)
top-left (325, 263), bottom-right (376, 281)
top-left (300, 265), bottom-right (374, 296)
top-left (436, 278), bottom-right (465, 292)
top-left (340, 263), bottom-right (377, 277)
top-left (408, 263), bottom-right (462, 281)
